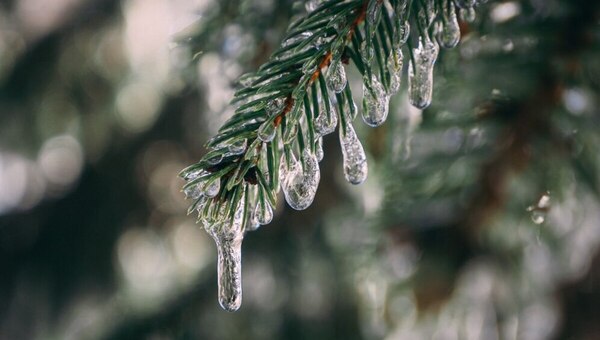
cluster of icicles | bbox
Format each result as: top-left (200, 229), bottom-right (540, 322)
top-left (182, 0), bottom-right (485, 312)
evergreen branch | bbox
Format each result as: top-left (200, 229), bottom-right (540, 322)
top-left (180, 0), bottom-right (488, 311)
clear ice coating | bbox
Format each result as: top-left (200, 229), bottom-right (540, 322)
top-left (408, 37), bottom-right (439, 109)
top-left (204, 202), bottom-right (245, 312)
top-left (228, 139), bottom-right (247, 155)
top-left (266, 97), bottom-right (285, 116)
top-left (184, 184), bottom-right (202, 199)
top-left (394, 22), bottom-right (410, 47)
top-left (314, 106), bottom-right (338, 136)
top-left (438, 0), bottom-right (461, 48)
top-left (258, 121), bottom-right (276, 142)
top-left (206, 153), bottom-right (223, 165)
top-left (256, 200), bottom-right (273, 225)
top-left (362, 75), bottom-right (389, 127)
top-left (459, 7), bottom-right (476, 22)
top-left (366, 0), bottom-right (382, 25)
top-left (315, 137), bottom-right (324, 162)
top-left (204, 179), bottom-right (220, 198)
top-left (327, 60), bottom-right (347, 93)
top-left (388, 48), bottom-right (403, 94)
top-left (280, 150), bottom-right (320, 210)
top-left (339, 123), bottom-right (368, 184)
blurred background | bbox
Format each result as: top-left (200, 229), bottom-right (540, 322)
top-left (0, 0), bottom-right (599, 339)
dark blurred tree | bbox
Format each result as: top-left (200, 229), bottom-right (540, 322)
top-left (0, 0), bottom-right (599, 339)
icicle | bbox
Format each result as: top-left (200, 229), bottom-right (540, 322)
top-left (388, 48), bottom-right (403, 94)
top-left (314, 106), bottom-right (338, 136)
top-left (362, 75), bottom-right (389, 127)
top-left (315, 136), bottom-right (324, 162)
top-left (408, 37), bottom-right (439, 109)
top-left (438, 0), bottom-right (461, 48)
top-left (228, 139), bottom-right (247, 155)
top-left (204, 201), bottom-right (245, 312)
top-left (280, 150), bottom-right (320, 210)
top-left (327, 60), bottom-right (347, 93)
top-left (258, 121), bottom-right (276, 142)
top-left (204, 179), bottom-right (220, 198)
top-left (339, 124), bottom-right (368, 184)
top-left (459, 7), bottom-right (476, 23)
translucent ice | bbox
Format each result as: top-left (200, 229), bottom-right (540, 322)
top-left (339, 124), bottom-right (368, 184)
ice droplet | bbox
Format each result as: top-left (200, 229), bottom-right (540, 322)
top-left (258, 121), bottom-right (276, 142)
top-left (305, 0), bottom-right (320, 13)
top-left (256, 200), bottom-right (273, 225)
top-left (438, 0), bottom-right (461, 48)
top-left (327, 60), bottom-right (347, 93)
top-left (280, 150), bottom-right (320, 210)
top-left (314, 106), bottom-right (338, 136)
top-left (360, 40), bottom-right (374, 64)
top-left (459, 7), bottom-right (476, 23)
top-left (228, 139), bottom-right (247, 155)
top-left (184, 184), bottom-right (203, 199)
top-left (206, 153), bottom-right (223, 165)
top-left (266, 98), bottom-right (285, 116)
top-left (387, 48), bottom-right (403, 94)
top-left (526, 192), bottom-right (550, 225)
top-left (362, 75), bottom-right (389, 127)
top-left (531, 210), bottom-right (546, 224)
top-left (204, 202), bottom-right (245, 312)
top-left (339, 124), bottom-right (368, 184)
top-left (408, 37), bottom-right (439, 109)
top-left (203, 179), bottom-right (220, 198)
top-left (315, 137), bottom-right (324, 162)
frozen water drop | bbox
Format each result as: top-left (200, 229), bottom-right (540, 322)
top-left (280, 150), bottom-right (320, 210)
top-left (256, 201), bottom-right (273, 225)
top-left (439, 0), bottom-right (461, 48)
top-left (206, 153), bottom-right (223, 165)
top-left (360, 40), bottom-right (374, 64)
top-left (362, 75), bottom-right (389, 127)
top-left (314, 106), bottom-right (338, 136)
top-left (315, 137), bottom-right (324, 162)
top-left (266, 98), bottom-right (285, 116)
top-left (258, 121), bottom-right (276, 142)
top-left (387, 48), bottom-right (403, 94)
top-left (205, 202), bottom-right (245, 312)
top-left (203, 179), bottom-right (220, 198)
top-left (305, 0), bottom-right (320, 13)
top-left (339, 124), bottom-right (368, 184)
top-left (327, 60), bottom-right (347, 93)
top-left (459, 7), bottom-right (476, 22)
top-left (408, 37), bottom-right (439, 109)
top-left (531, 210), bottom-right (546, 224)
top-left (184, 184), bottom-right (202, 199)
top-left (228, 139), bottom-right (247, 155)
top-left (247, 209), bottom-right (260, 231)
